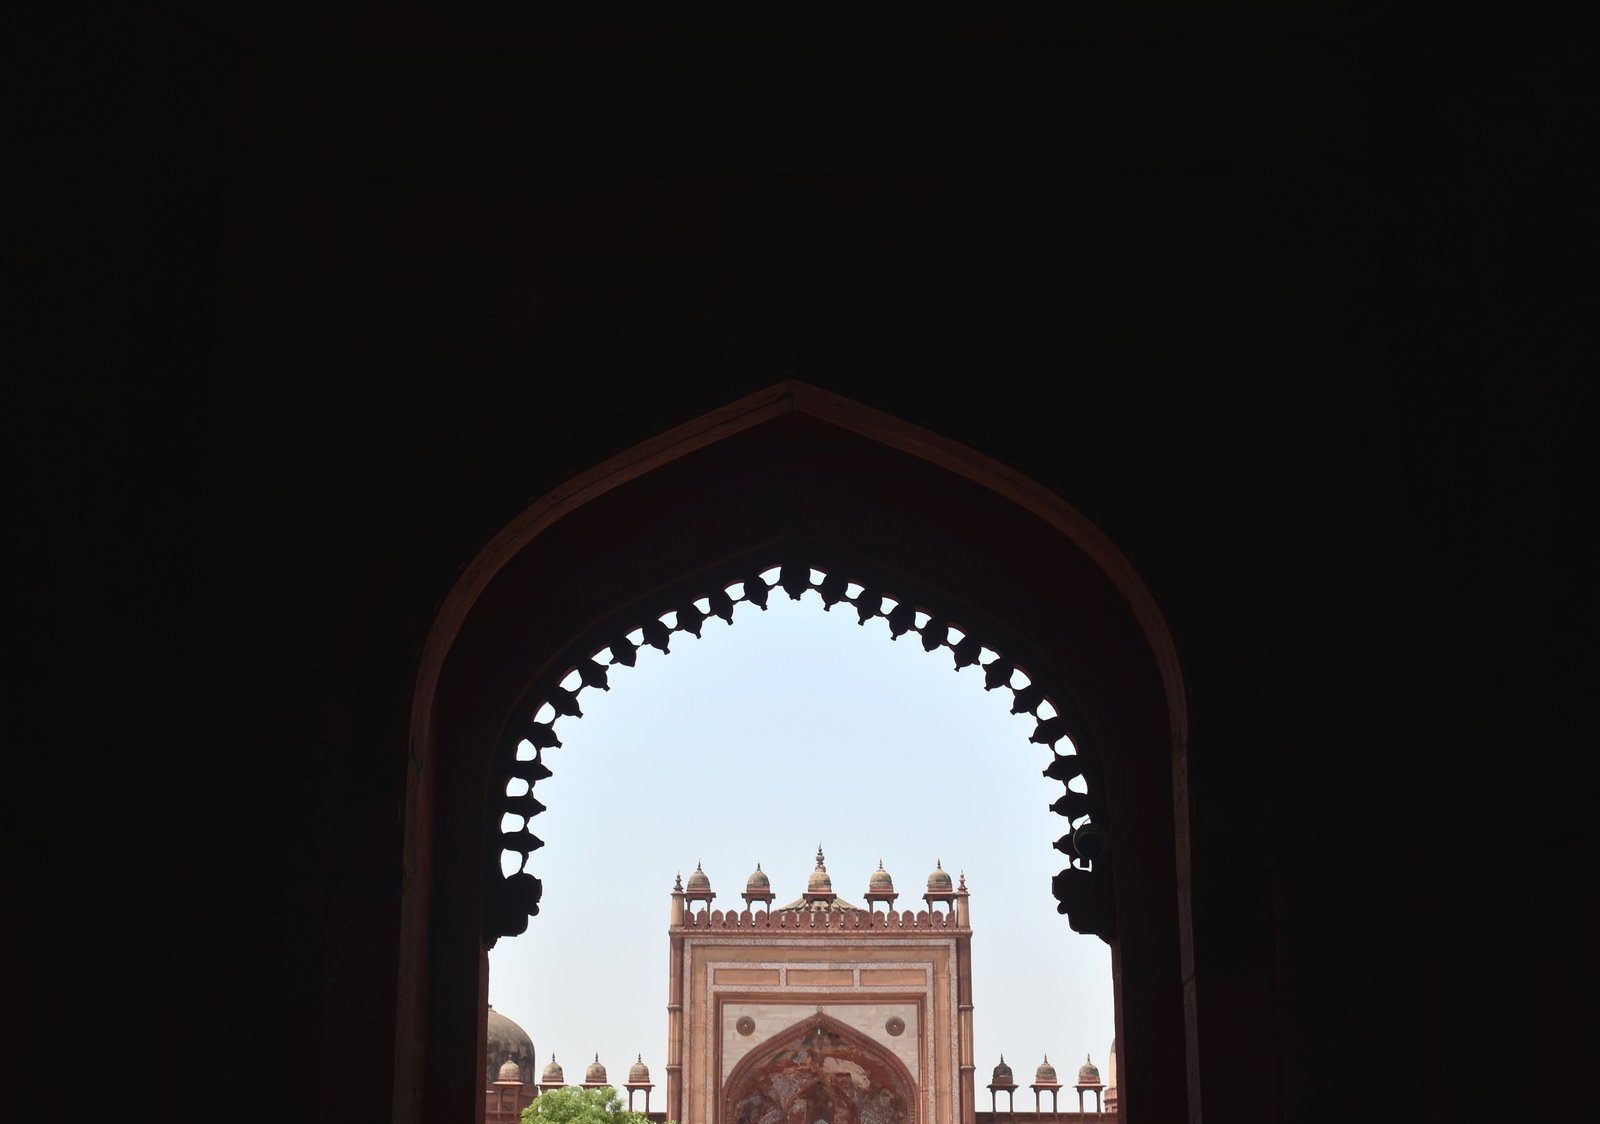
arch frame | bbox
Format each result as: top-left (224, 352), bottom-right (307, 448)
top-left (400, 380), bottom-right (1194, 1124)
top-left (721, 1010), bottom-right (923, 1124)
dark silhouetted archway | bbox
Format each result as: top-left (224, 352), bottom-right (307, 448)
top-left (405, 382), bottom-right (1190, 1123)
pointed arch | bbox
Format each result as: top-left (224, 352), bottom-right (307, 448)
top-left (401, 381), bottom-right (1191, 1124)
top-left (722, 1012), bottom-right (921, 1124)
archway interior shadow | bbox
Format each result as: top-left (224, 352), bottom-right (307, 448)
top-left (414, 392), bottom-right (1187, 1123)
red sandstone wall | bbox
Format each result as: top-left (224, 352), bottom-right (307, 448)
top-left (484, 1083), bottom-right (535, 1124)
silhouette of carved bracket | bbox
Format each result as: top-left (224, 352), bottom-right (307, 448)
top-left (1051, 866), bottom-right (1114, 940)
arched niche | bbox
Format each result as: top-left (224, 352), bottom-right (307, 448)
top-left (723, 1012), bottom-right (921, 1124)
top-left (402, 381), bottom-right (1191, 1124)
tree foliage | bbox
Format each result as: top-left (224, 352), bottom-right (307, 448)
top-left (520, 1085), bottom-right (665, 1124)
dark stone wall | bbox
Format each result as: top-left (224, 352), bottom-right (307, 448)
top-left (13, 6), bottom-right (1593, 1123)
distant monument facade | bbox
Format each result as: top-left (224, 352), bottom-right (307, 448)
top-left (493, 848), bottom-right (1113, 1123)
top-left (667, 848), bottom-right (973, 1124)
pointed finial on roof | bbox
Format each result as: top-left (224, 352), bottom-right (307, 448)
top-left (958, 871), bottom-right (967, 891)
top-left (816, 844), bottom-right (825, 867)
top-left (937, 858), bottom-right (943, 869)
top-left (878, 858), bottom-right (885, 869)
top-left (673, 872), bottom-right (683, 891)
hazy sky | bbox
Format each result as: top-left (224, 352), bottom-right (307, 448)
top-left (488, 571), bottom-right (1114, 1096)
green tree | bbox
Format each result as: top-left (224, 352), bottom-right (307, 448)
top-left (520, 1085), bottom-right (668, 1124)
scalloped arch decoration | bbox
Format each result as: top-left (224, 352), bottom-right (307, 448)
top-left (487, 557), bottom-right (1110, 941)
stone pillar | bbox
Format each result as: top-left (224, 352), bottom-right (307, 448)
top-left (957, 876), bottom-right (975, 1124)
top-left (667, 882), bottom-right (685, 1124)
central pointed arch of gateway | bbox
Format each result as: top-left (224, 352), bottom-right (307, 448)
top-left (401, 381), bottom-right (1192, 1124)
top-left (723, 1012), bottom-right (922, 1124)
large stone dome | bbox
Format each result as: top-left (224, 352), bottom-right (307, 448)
top-left (485, 1005), bottom-right (534, 1087)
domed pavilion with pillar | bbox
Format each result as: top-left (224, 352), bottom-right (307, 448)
top-left (625, 1054), bottom-right (655, 1116)
top-left (1074, 1055), bottom-right (1103, 1115)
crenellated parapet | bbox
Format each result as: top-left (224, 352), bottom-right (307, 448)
top-left (673, 847), bottom-right (970, 932)
top-left (678, 905), bottom-right (965, 932)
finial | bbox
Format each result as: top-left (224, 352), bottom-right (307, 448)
top-left (594, 1052), bottom-right (600, 1062)
top-left (816, 844), bottom-right (825, 867)
top-left (637, 1053), bottom-right (643, 1063)
top-left (1044, 1054), bottom-right (1050, 1063)
top-left (958, 871), bottom-right (967, 891)
top-left (696, 860), bottom-right (703, 871)
top-left (878, 858), bottom-right (885, 870)
top-left (936, 858), bottom-right (943, 869)
top-left (673, 872), bottom-right (683, 891)
top-left (1086, 1053), bottom-right (1093, 1063)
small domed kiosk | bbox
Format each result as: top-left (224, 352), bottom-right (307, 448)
top-left (485, 1005), bottom-right (535, 1089)
top-left (742, 863), bottom-right (775, 911)
top-left (625, 1054), bottom-right (654, 1115)
top-left (1031, 1055), bottom-right (1061, 1114)
top-left (924, 859), bottom-right (957, 912)
top-left (583, 1053), bottom-right (608, 1088)
top-left (776, 845), bottom-right (863, 911)
top-left (863, 859), bottom-right (899, 911)
top-left (988, 1055), bottom-right (1018, 1114)
top-left (804, 845), bottom-right (835, 901)
top-left (538, 1055), bottom-right (565, 1094)
top-left (684, 863), bottom-right (715, 911)
top-left (486, 1044), bottom-right (533, 1124)
top-left (1076, 1053), bottom-right (1104, 1114)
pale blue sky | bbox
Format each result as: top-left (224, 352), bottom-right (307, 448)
top-left (488, 572), bottom-right (1114, 1095)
